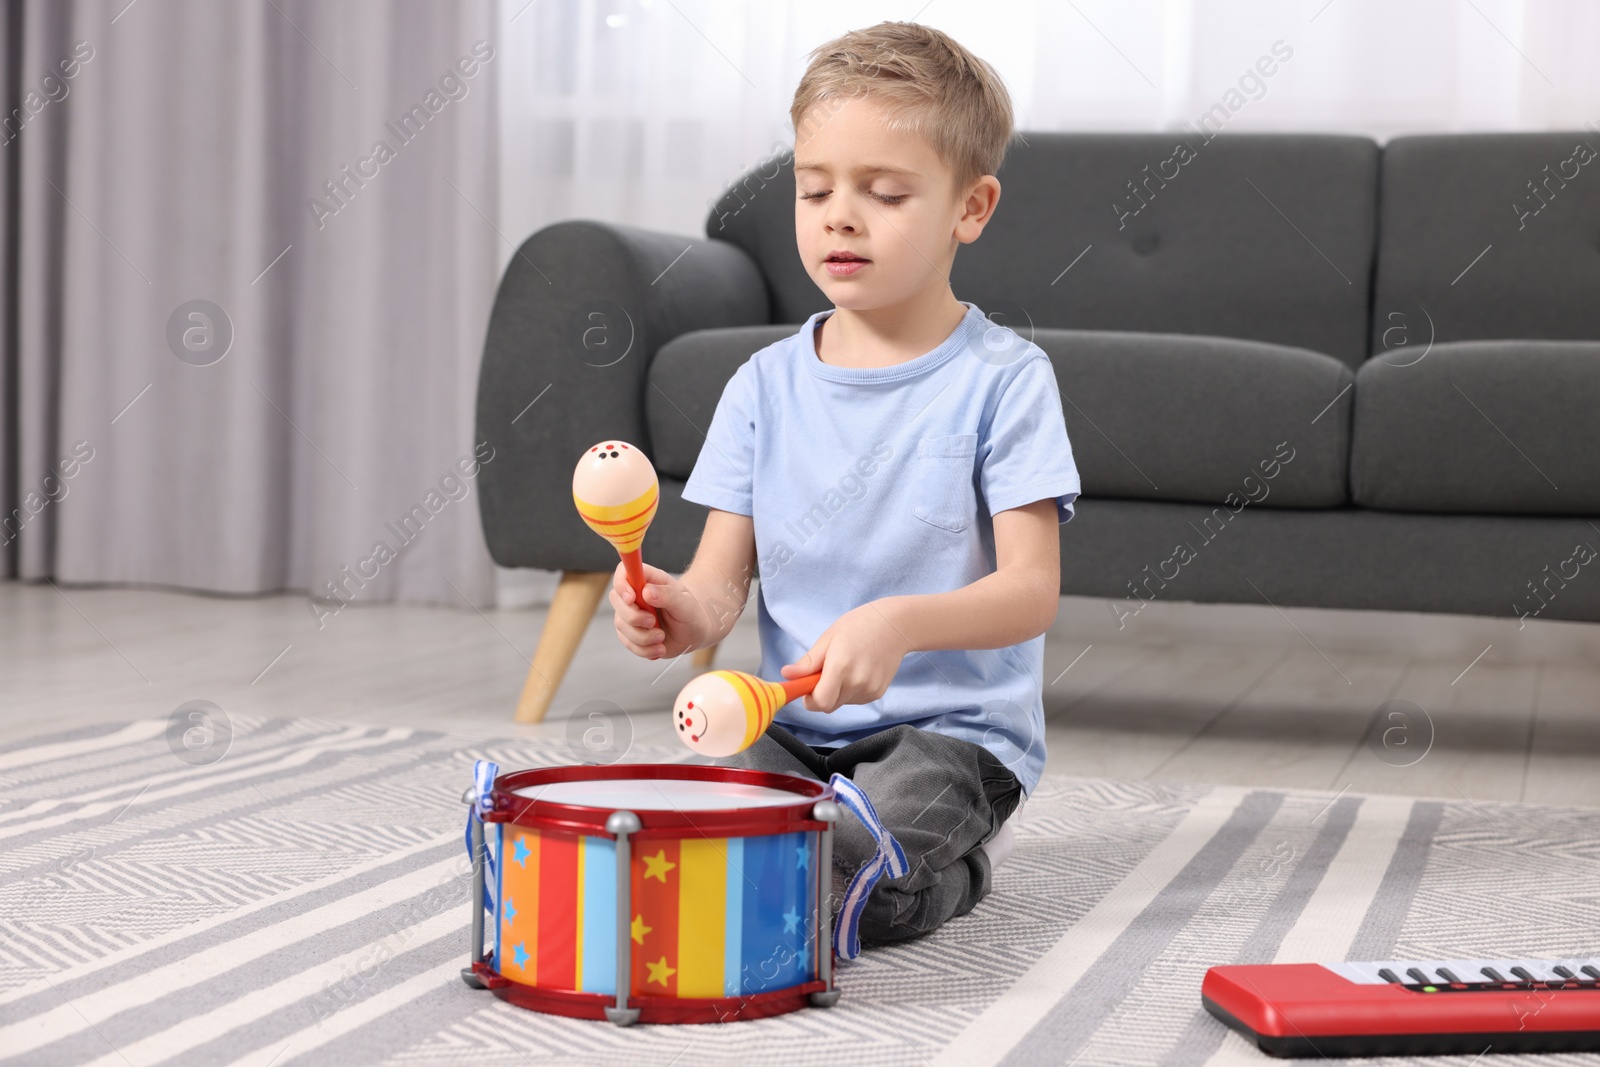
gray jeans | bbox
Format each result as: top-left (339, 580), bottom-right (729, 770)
top-left (718, 723), bottom-right (1022, 945)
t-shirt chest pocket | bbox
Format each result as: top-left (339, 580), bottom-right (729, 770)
top-left (911, 433), bottom-right (979, 533)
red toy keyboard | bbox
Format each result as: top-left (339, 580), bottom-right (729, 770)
top-left (1203, 958), bottom-right (1600, 1057)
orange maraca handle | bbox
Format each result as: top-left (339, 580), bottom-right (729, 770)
top-left (618, 547), bottom-right (659, 629)
top-left (780, 672), bottom-right (822, 703)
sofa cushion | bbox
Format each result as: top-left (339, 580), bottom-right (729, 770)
top-left (646, 326), bottom-right (793, 479)
top-left (650, 325), bottom-right (1353, 507)
top-left (1031, 330), bottom-right (1353, 508)
top-left (1351, 340), bottom-right (1600, 514)
top-left (1060, 497), bottom-right (1600, 623)
top-left (708, 133), bottom-right (1380, 368)
top-left (1373, 133), bottom-right (1600, 354)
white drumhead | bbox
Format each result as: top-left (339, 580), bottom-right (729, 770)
top-left (512, 777), bottom-right (806, 811)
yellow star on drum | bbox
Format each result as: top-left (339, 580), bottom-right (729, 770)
top-left (631, 914), bottom-right (652, 945)
top-left (642, 849), bottom-right (676, 883)
top-left (646, 956), bottom-right (676, 986)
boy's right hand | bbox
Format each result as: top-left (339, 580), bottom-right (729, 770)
top-left (610, 562), bottom-right (702, 661)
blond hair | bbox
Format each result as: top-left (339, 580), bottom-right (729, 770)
top-left (789, 21), bottom-right (1014, 198)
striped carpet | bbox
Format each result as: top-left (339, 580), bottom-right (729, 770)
top-left (1, 714), bottom-right (1597, 1066)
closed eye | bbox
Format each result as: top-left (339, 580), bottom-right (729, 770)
top-left (800, 190), bottom-right (909, 205)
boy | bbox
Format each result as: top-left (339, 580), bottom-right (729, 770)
top-left (609, 21), bottom-right (1079, 945)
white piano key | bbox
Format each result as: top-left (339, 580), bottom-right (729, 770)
top-left (1322, 961), bottom-right (1404, 985)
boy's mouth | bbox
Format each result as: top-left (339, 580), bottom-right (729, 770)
top-left (824, 250), bottom-right (870, 276)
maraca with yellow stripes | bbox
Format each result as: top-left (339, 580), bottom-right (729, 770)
top-left (573, 440), bottom-right (660, 628)
top-left (672, 668), bottom-right (824, 757)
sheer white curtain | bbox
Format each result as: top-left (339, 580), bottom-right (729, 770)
top-left (491, 0), bottom-right (1599, 605)
top-left (497, 0), bottom-right (1600, 244)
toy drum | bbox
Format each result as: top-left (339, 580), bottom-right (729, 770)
top-left (461, 763), bottom-right (842, 1025)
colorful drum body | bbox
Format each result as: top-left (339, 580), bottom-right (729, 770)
top-left (464, 764), bottom-right (840, 1024)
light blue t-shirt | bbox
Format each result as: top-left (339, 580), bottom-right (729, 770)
top-left (680, 300), bottom-right (1081, 795)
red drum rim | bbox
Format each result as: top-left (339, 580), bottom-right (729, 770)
top-left (487, 763), bottom-right (831, 839)
top-left (468, 960), bottom-right (828, 1023)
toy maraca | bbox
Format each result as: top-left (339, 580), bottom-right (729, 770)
top-left (672, 668), bottom-right (825, 757)
top-left (573, 440), bottom-right (659, 629)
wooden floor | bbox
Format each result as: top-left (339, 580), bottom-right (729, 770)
top-left (2, 579), bottom-right (1596, 807)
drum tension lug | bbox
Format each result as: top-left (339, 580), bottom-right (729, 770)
top-left (461, 957), bottom-right (507, 990)
top-left (604, 1006), bottom-right (641, 1027)
top-left (809, 989), bottom-right (842, 1008)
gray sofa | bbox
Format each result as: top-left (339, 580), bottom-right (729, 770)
top-left (476, 132), bottom-right (1600, 720)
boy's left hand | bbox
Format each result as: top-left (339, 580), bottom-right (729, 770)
top-left (780, 601), bottom-right (912, 713)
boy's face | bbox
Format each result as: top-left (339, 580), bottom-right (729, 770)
top-left (792, 95), bottom-right (994, 312)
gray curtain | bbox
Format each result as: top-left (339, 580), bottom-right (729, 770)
top-left (0, 0), bottom-right (499, 607)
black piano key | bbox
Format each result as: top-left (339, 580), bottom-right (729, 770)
top-left (1378, 968), bottom-right (1403, 984)
top-left (1481, 966), bottom-right (1508, 983)
top-left (1436, 967), bottom-right (1465, 985)
top-left (1510, 966), bottom-right (1538, 985)
top-left (1583, 965), bottom-right (1600, 982)
top-left (1553, 965), bottom-right (1577, 979)
top-left (1406, 967), bottom-right (1431, 985)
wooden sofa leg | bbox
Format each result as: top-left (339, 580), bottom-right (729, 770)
top-left (516, 570), bottom-right (610, 724)
top-left (691, 644), bottom-right (718, 669)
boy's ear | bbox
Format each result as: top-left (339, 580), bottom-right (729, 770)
top-left (955, 175), bottom-right (1001, 245)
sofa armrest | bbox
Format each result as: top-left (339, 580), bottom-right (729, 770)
top-left (475, 220), bottom-right (770, 571)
